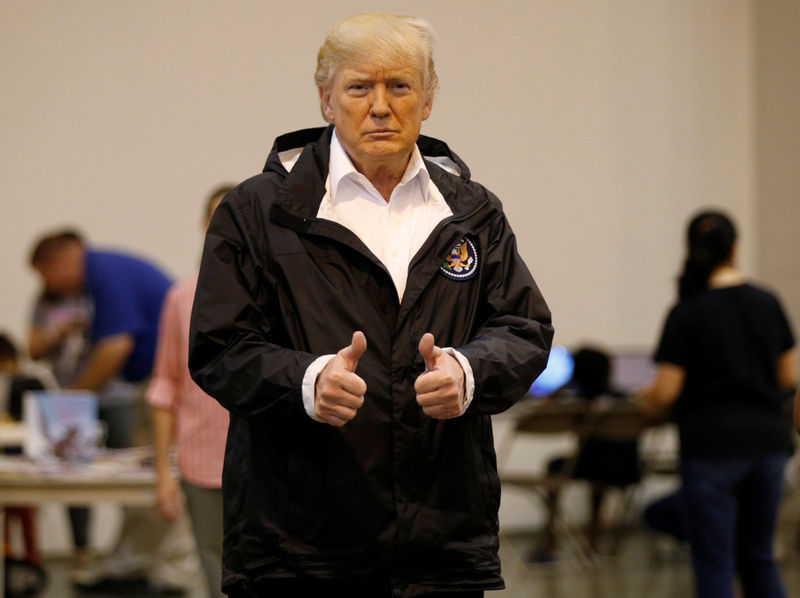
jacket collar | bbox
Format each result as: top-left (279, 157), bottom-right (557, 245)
top-left (265, 126), bottom-right (494, 328)
top-left (267, 126), bottom-right (490, 239)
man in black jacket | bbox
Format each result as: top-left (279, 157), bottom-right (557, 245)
top-left (189, 13), bottom-right (553, 598)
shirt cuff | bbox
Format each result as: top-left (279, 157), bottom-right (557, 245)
top-left (442, 347), bottom-right (475, 416)
top-left (302, 354), bottom-right (336, 422)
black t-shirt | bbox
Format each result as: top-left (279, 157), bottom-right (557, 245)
top-left (655, 283), bottom-right (795, 458)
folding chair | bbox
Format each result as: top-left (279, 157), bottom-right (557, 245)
top-left (497, 398), bottom-right (593, 565)
top-left (580, 399), bottom-right (652, 554)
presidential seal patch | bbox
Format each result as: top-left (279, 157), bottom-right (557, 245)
top-left (440, 236), bottom-right (479, 281)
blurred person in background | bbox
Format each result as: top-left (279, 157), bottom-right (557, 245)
top-left (148, 184), bottom-right (234, 598)
top-left (638, 210), bottom-right (797, 598)
top-left (29, 229), bottom-right (172, 448)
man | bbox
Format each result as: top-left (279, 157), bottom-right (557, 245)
top-left (30, 232), bottom-right (196, 595)
top-left (189, 13), bottom-right (553, 598)
top-left (148, 185), bottom-right (234, 598)
top-left (30, 230), bottom-right (172, 447)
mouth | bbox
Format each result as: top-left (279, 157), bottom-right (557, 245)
top-left (366, 129), bottom-right (397, 136)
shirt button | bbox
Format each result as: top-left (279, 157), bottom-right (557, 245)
top-left (392, 250), bottom-right (398, 258)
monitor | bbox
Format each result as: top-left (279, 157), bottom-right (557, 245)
top-left (529, 345), bottom-right (574, 397)
top-left (611, 351), bottom-right (657, 395)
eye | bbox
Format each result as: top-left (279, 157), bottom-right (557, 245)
top-left (346, 83), bottom-right (370, 96)
top-left (391, 81), bottom-right (412, 94)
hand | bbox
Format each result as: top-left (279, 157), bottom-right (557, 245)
top-left (414, 333), bottom-right (466, 419)
top-left (55, 314), bottom-right (89, 339)
top-left (155, 473), bottom-right (183, 521)
top-left (314, 331), bottom-right (367, 427)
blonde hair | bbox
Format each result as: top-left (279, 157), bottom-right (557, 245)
top-left (315, 13), bottom-right (438, 116)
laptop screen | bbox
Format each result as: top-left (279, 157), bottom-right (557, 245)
top-left (611, 351), bottom-right (656, 395)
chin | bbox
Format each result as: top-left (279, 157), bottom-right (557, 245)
top-left (362, 142), bottom-right (407, 158)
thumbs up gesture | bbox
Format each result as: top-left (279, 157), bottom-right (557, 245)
top-left (414, 333), bottom-right (467, 419)
top-left (314, 331), bottom-right (368, 427)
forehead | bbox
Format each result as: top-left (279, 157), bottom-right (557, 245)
top-left (334, 62), bottom-right (423, 83)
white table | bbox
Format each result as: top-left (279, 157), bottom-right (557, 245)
top-left (0, 450), bottom-right (157, 598)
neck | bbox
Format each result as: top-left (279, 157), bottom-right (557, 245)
top-left (709, 264), bottom-right (744, 288)
top-left (367, 168), bottom-right (406, 202)
top-left (350, 153), bottom-right (413, 203)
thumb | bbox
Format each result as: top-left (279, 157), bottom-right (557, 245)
top-left (340, 330), bottom-right (367, 372)
top-left (418, 332), bottom-right (441, 370)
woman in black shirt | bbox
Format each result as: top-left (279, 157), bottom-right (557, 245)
top-left (638, 210), bottom-right (796, 598)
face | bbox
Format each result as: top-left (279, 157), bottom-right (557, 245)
top-left (319, 62), bottom-right (433, 173)
top-left (34, 244), bottom-right (85, 296)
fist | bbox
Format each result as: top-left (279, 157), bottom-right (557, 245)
top-left (414, 333), bottom-right (466, 419)
top-left (314, 331), bottom-right (368, 427)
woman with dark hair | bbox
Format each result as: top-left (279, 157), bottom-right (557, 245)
top-left (639, 210), bottom-right (797, 598)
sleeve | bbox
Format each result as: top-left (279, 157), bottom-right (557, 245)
top-left (455, 209), bottom-right (554, 416)
top-left (146, 284), bottom-right (181, 411)
top-left (653, 304), bottom-right (689, 367)
top-left (188, 194), bottom-right (318, 418)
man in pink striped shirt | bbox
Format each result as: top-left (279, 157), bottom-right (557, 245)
top-left (147, 185), bottom-right (234, 598)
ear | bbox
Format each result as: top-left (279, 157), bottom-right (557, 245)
top-left (319, 87), bottom-right (335, 122)
top-left (421, 95), bottom-right (433, 121)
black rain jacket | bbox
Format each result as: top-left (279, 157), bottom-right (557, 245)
top-left (189, 126), bottom-right (553, 597)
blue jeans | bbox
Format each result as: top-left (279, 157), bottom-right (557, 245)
top-left (681, 453), bottom-right (788, 598)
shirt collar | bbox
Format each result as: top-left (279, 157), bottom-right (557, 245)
top-left (329, 129), bottom-right (431, 202)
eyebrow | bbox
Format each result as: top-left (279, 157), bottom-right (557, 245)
top-left (341, 68), bottom-right (416, 80)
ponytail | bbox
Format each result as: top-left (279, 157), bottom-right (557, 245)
top-left (677, 211), bottom-right (737, 300)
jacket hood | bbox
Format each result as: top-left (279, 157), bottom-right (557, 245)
top-left (262, 125), bottom-right (471, 182)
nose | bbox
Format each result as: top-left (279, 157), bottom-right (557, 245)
top-left (369, 85), bottom-right (391, 118)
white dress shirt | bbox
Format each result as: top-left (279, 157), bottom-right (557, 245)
top-left (295, 130), bottom-right (475, 420)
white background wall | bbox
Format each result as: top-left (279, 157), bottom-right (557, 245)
top-left (755, 0), bottom-right (800, 342)
top-left (7, 0), bottom-right (800, 546)
top-left (1, 0), bottom-right (757, 353)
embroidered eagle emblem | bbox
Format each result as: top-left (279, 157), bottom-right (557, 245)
top-left (439, 236), bottom-right (478, 281)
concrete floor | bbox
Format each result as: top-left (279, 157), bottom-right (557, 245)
top-left (25, 527), bottom-right (800, 598)
top-left (498, 526), bottom-right (800, 598)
